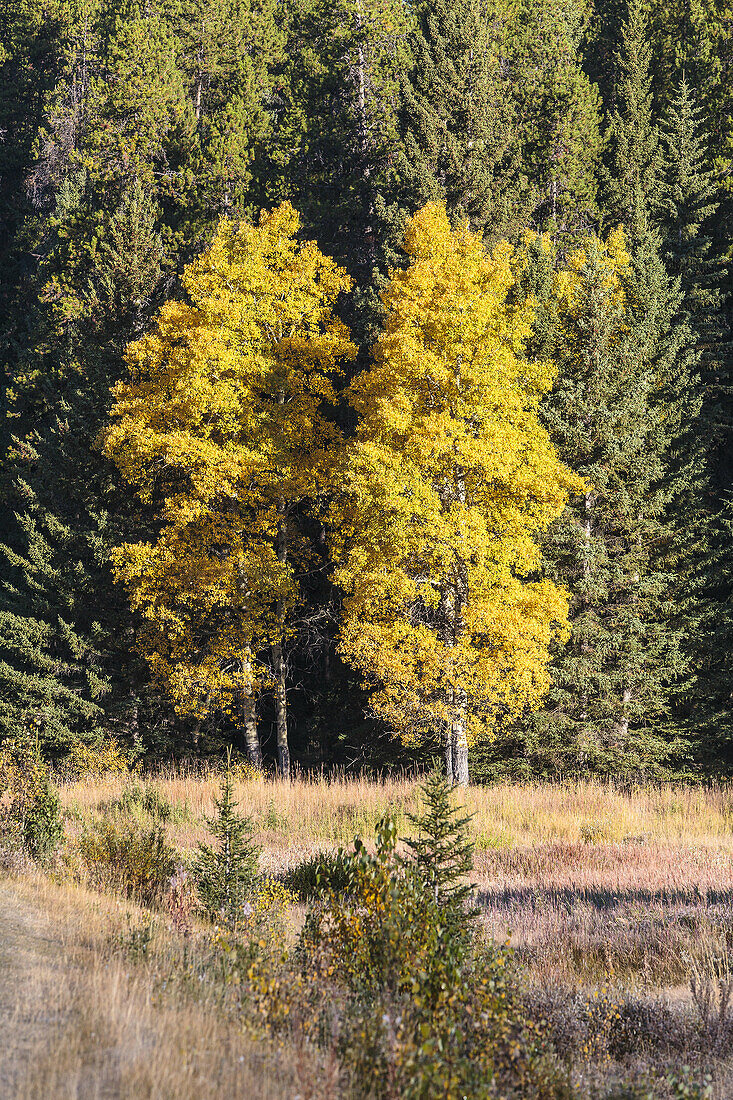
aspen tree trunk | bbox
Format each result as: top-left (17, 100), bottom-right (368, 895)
top-left (273, 507), bottom-right (291, 779)
top-left (272, 638), bottom-right (290, 779)
top-left (242, 695), bottom-right (262, 767)
top-left (451, 687), bottom-right (469, 786)
top-left (450, 470), bottom-right (469, 786)
top-left (242, 653), bottom-right (262, 767)
top-left (439, 578), bottom-right (456, 785)
top-left (443, 728), bottom-right (453, 784)
top-left (438, 459), bottom-right (470, 785)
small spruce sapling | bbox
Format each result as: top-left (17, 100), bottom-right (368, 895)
top-left (403, 763), bottom-right (476, 920)
top-left (193, 750), bottom-right (260, 929)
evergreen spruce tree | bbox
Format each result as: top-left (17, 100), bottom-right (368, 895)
top-left (0, 6), bottom-right (190, 755)
top-left (193, 753), bottom-right (260, 928)
top-left (0, 181), bottom-right (168, 755)
top-left (0, 510), bottom-right (107, 752)
top-left (397, 0), bottom-right (525, 241)
top-left (685, 506), bottom-right (733, 773)
top-left (508, 231), bottom-right (699, 776)
top-left (510, 0), bottom-right (603, 241)
top-left (658, 80), bottom-right (723, 330)
top-left (173, 0), bottom-right (286, 228)
top-left (657, 79), bottom-right (730, 480)
top-left (657, 81), bottom-right (733, 766)
top-left (281, 0), bottom-right (412, 344)
top-left (0, 0), bottom-right (67, 459)
top-left (603, 0), bottom-right (662, 244)
top-left (404, 764), bottom-right (475, 918)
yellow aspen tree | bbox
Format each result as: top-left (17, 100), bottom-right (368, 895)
top-left (101, 203), bottom-right (356, 772)
top-left (331, 203), bottom-right (583, 785)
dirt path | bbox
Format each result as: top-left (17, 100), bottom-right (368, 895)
top-left (0, 879), bottom-right (67, 1098)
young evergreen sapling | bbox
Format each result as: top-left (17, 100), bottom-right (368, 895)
top-left (193, 752), bottom-right (260, 928)
top-left (403, 763), bottom-right (476, 919)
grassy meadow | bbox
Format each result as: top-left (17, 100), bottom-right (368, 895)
top-left (2, 770), bottom-right (732, 1098)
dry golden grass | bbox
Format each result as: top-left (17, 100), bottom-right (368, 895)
top-left (60, 771), bottom-right (733, 858)
top-left (0, 874), bottom-right (336, 1100)
top-left (5, 771), bottom-right (733, 1098)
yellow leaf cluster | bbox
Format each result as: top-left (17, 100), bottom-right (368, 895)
top-left (101, 203), bottom-right (356, 718)
top-left (553, 226), bottom-right (631, 311)
top-left (332, 203), bottom-right (584, 745)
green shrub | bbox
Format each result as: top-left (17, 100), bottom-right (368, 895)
top-left (114, 781), bottom-right (172, 822)
top-left (0, 735), bottom-right (63, 861)
top-left (23, 781), bottom-right (63, 860)
top-left (302, 813), bottom-right (466, 1000)
top-left (666, 1070), bottom-right (714, 1100)
top-left (302, 766), bottom-right (477, 999)
top-left (76, 816), bottom-right (177, 907)
top-left (282, 849), bottom-right (351, 900)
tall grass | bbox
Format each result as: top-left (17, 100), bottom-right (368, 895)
top-left (5, 770), bottom-right (733, 1098)
top-left (60, 771), bottom-right (733, 854)
top-left (2, 875), bottom-right (332, 1100)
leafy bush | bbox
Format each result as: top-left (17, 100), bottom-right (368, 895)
top-left (0, 736), bottom-right (63, 861)
top-left (302, 766), bottom-right (477, 999)
top-left (666, 1070), bottom-right (714, 1100)
top-left (57, 738), bottom-right (132, 780)
top-left (282, 849), bottom-right (351, 900)
top-left (192, 758), bottom-right (260, 928)
top-left (113, 781), bottom-right (173, 822)
top-left (75, 815), bottom-right (177, 907)
top-left (302, 814), bottom-right (457, 999)
top-left (603, 1073), bottom-right (713, 1100)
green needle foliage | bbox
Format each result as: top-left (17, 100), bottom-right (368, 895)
top-left (603, 0), bottom-right (661, 244)
top-left (193, 753), bottom-right (260, 929)
top-left (397, 0), bottom-right (522, 237)
top-left (504, 230), bottom-right (700, 777)
top-left (403, 764), bottom-right (475, 917)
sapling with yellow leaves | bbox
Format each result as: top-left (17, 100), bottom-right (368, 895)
top-left (101, 203), bottom-right (356, 773)
top-left (331, 203), bottom-right (583, 784)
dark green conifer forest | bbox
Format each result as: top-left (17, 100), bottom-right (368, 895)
top-left (1, 0), bottom-right (732, 780)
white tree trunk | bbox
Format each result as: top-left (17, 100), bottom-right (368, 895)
top-left (451, 687), bottom-right (469, 786)
top-left (272, 638), bottom-right (290, 779)
top-left (242, 693), bottom-right (261, 767)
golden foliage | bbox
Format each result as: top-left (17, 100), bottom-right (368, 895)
top-left (332, 202), bottom-right (584, 746)
top-left (101, 203), bottom-right (355, 719)
top-left (60, 738), bottom-right (132, 780)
